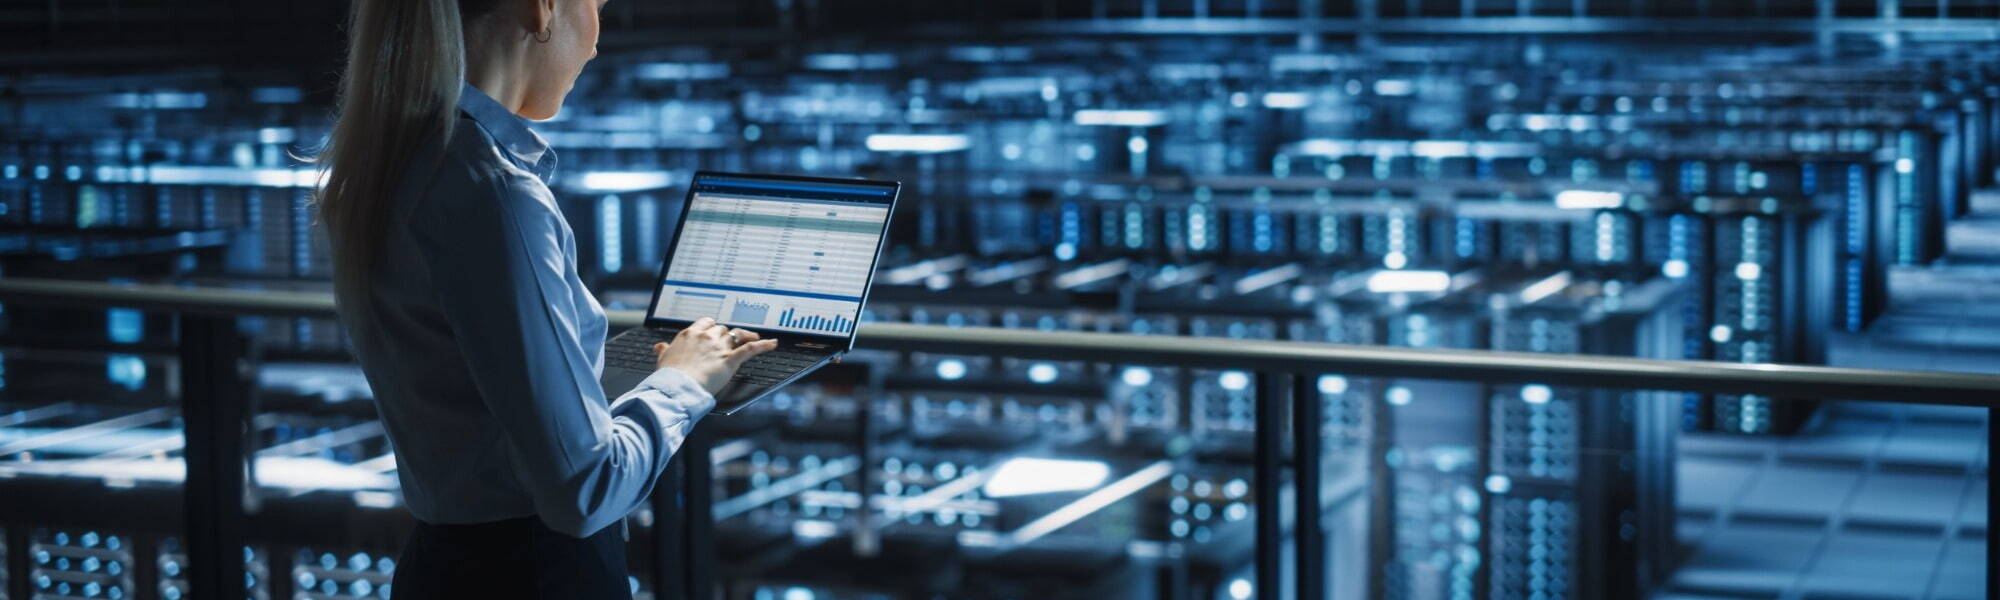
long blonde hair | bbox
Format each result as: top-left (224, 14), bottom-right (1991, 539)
top-left (315, 0), bottom-right (502, 305)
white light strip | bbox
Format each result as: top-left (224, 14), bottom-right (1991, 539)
top-left (258, 421), bottom-right (384, 458)
top-left (1411, 140), bottom-right (1471, 158)
top-left (540, 131), bottom-right (728, 150)
top-left (967, 258), bottom-right (1050, 287)
top-left (1072, 109), bottom-right (1169, 127)
top-left (885, 255), bottom-right (971, 286)
top-left (970, 460), bottom-right (1174, 549)
top-left (708, 438), bottom-right (757, 466)
top-left (882, 468), bottom-right (998, 522)
top-left (0, 402), bottom-right (76, 427)
top-left (1291, 139), bottom-right (1357, 157)
top-left (283, 450), bottom-right (402, 497)
top-left (634, 62), bottom-right (730, 80)
top-left (259, 457), bottom-right (399, 491)
top-left (967, 76), bottom-right (1044, 94)
top-left (353, 490), bottom-right (399, 509)
top-left (864, 134), bottom-right (972, 153)
top-left (577, 171), bottom-right (674, 192)
top-left (1518, 271), bottom-right (1574, 305)
top-left (791, 489), bottom-right (998, 517)
top-left (1365, 270), bottom-right (1452, 294)
top-left (0, 429), bottom-right (180, 458)
top-left (982, 458), bottom-right (1111, 498)
top-left (1053, 259), bottom-right (1133, 290)
top-left (949, 46), bottom-right (1033, 63)
top-left (353, 453), bottom-right (398, 473)
top-left (256, 127), bottom-right (297, 145)
top-left (1450, 270), bottom-right (1485, 293)
top-left (1260, 92), bottom-right (1310, 109)
top-left (1146, 262), bottom-right (1215, 292)
top-left (0, 456), bottom-right (397, 492)
top-left (1233, 263), bottom-right (1303, 296)
top-left (81, 432), bottom-right (183, 461)
top-left (87, 412), bottom-right (280, 460)
top-left (712, 457), bottom-right (859, 521)
top-left (1271, 53), bottom-right (1347, 72)
top-left (143, 166), bottom-right (320, 188)
top-left (1373, 79), bottom-right (1415, 96)
top-left (803, 53), bottom-right (897, 70)
top-left (104, 92), bottom-right (208, 109)
top-left (1554, 190), bottom-right (1625, 210)
top-left (0, 407), bottom-right (175, 457)
top-left (1284, 138), bottom-right (1538, 159)
top-left (797, 489), bottom-right (864, 508)
top-left (792, 519), bottom-right (839, 539)
top-left (1470, 142), bottom-right (1541, 159)
top-left (1326, 271), bottom-right (1377, 297)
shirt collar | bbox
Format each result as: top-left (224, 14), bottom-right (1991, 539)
top-left (458, 81), bottom-right (558, 184)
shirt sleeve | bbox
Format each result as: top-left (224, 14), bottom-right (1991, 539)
top-left (408, 159), bottom-right (714, 538)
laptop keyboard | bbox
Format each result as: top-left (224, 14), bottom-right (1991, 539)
top-left (606, 328), bottom-right (831, 387)
top-left (605, 328), bottom-right (675, 368)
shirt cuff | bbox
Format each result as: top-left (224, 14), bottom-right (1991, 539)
top-left (626, 367), bottom-right (716, 420)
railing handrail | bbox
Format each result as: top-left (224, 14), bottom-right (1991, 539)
top-left (3, 277), bottom-right (1996, 406)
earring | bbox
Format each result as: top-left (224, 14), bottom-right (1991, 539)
top-left (533, 25), bottom-right (552, 43)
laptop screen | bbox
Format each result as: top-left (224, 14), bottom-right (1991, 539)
top-left (651, 174), bottom-right (895, 337)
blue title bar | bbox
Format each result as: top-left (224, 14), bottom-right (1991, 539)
top-left (694, 175), bottom-right (895, 204)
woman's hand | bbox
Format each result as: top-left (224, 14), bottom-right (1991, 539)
top-left (653, 317), bottom-right (779, 394)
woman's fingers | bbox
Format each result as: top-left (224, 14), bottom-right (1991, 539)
top-left (725, 339), bottom-right (779, 365)
top-left (732, 338), bottom-right (778, 356)
top-left (728, 328), bottom-right (761, 342)
top-left (677, 318), bottom-right (714, 339)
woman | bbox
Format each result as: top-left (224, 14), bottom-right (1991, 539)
top-left (314, 0), bottom-right (776, 597)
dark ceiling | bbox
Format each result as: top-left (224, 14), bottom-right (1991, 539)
top-left (0, 0), bottom-right (1993, 80)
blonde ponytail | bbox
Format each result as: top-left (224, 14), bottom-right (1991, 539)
top-left (314, 0), bottom-right (501, 307)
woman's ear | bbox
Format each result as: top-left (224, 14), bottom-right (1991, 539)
top-left (525, 0), bottom-right (558, 38)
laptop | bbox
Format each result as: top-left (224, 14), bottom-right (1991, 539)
top-left (600, 171), bottom-right (900, 414)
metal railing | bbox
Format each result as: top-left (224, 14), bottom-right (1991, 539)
top-left (0, 277), bottom-right (1995, 599)
top-left (8, 277), bottom-right (1998, 404)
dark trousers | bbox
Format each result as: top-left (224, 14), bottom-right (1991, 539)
top-left (391, 516), bottom-right (632, 599)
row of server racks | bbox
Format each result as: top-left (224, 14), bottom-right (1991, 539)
top-left (1, 27), bottom-right (1996, 600)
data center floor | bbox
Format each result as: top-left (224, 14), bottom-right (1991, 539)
top-left (1664, 189), bottom-right (2000, 600)
top-left (1672, 402), bottom-right (1988, 599)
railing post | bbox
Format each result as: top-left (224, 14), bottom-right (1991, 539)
top-left (6, 525), bottom-right (29, 600)
top-left (1254, 372), bottom-right (1285, 599)
top-left (853, 364), bottom-right (883, 558)
top-left (653, 458), bottom-right (686, 599)
top-left (655, 418), bottom-right (720, 600)
top-left (683, 428), bottom-right (716, 600)
top-left (1293, 373), bottom-right (1323, 600)
top-left (179, 314), bottom-right (249, 600)
top-left (1365, 380), bottom-right (1394, 600)
top-left (132, 534), bottom-right (160, 600)
top-left (266, 539), bottom-right (294, 600)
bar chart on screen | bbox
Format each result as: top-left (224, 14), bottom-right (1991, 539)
top-left (776, 308), bottom-right (854, 334)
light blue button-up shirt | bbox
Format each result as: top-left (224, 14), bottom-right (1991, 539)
top-left (334, 82), bottom-right (713, 538)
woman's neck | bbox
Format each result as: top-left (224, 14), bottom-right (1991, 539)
top-left (463, 24), bottom-right (531, 115)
